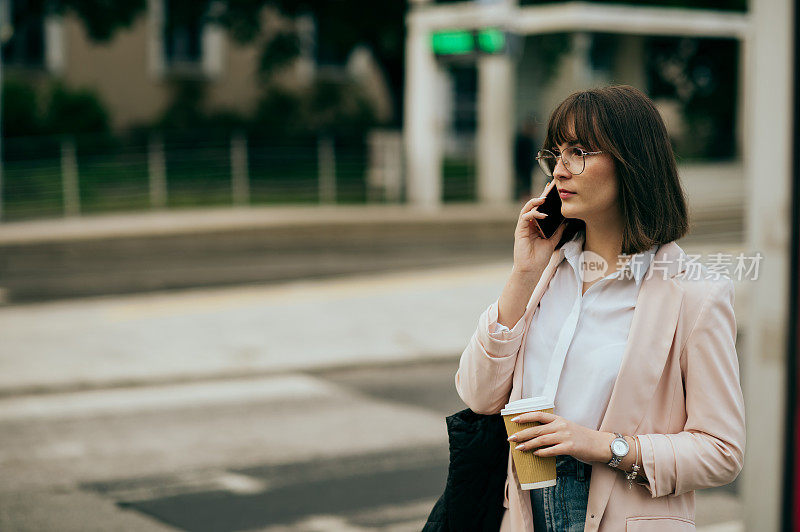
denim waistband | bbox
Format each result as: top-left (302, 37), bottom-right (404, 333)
top-left (555, 455), bottom-right (592, 482)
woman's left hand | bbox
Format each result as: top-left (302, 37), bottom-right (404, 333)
top-left (507, 411), bottom-right (611, 464)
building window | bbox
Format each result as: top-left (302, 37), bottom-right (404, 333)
top-left (163, 0), bottom-right (203, 71)
top-left (150, 0), bottom-right (223, 79)
top-left (1, 0), bottom-right (45, 68)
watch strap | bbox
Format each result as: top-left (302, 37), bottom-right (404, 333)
top-left (607, 432), bottom-right (627, 468)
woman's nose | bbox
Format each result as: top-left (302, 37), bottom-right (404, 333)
top-left (552, 156), bottom-right (571, 179)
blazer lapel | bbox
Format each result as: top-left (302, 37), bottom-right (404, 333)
top-left (586, 241), bottom-right (688, 529)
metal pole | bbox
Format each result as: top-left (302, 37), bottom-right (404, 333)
top-left (318, 135), bottom-right (336, 203)
top-left (61, 136), bottom-right (80, 217)
top-left (148, 132), bottom-right (167, 209)
top-left (231, 130), bottom-right (249, 206)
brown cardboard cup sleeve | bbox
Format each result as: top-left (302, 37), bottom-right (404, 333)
top-left (501, 396), bottom-right (557, 490)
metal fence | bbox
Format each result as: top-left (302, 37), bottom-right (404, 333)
top-left (0, 129), bottom-right (478, 222)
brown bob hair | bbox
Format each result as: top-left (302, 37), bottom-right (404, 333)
top-left (543, 85), bottom-right (689, 255)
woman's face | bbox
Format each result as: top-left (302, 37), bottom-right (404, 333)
top-left (551, 134), bottom-right (619, 224)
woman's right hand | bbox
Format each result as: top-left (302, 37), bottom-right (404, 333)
top-left (513, 196), bottom-right (567, 274)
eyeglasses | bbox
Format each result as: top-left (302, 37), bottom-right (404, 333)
top-left (536, 147), bottom-right (604, 177)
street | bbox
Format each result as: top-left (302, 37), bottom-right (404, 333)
top-left (0, 355), bottom-right (463, 531)
top-left (0, 359), bottom-right (743, 531)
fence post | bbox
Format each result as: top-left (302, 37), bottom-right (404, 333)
top-left (367, 129), bottom-right (403, 203)
top-left (231, 130), bottom-right (250, 206)
top-left (61, 136), bottom-right (80, 217)
top-left (148, 133), bottom-right (167, 209)
top-left (318, 135), bottom-right (336, 203)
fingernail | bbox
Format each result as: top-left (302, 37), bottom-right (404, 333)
top-left (507, 434), bottom-right (517, 442)
top-left (515, 444), bottom-right (525, 451)
top-left (511, 416), bottom-right (521, 423)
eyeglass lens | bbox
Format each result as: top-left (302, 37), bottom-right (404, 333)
top-left (537, 147), bottom-right (585, 176)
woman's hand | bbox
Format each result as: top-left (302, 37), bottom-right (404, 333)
top-left (506, 411), bottom-right (612, 464)
top-left (513, 196), bottom-right (567, 275)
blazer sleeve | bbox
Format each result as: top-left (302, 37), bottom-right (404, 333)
top-left (454, 298), bottom-right (528, 415)
top-left (635, 277), bottom-right (746, 497)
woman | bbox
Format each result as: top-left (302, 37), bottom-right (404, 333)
top-left (455, 85), bottom-right (745, 531)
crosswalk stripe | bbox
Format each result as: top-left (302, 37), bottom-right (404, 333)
top-left (0, 374), bottom-right (340, 421)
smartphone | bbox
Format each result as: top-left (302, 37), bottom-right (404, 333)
top-left (531, 179), bottom-right (565, 239)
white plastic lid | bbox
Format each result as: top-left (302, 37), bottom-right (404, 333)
top-left (500, 396), bottom-right (555, 416)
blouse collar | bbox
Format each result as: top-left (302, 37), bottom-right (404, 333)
top-left (559, 230), bottom-right (659, 287)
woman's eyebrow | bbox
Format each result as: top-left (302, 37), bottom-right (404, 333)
top-left (553, 140), bottom-right (583, 150)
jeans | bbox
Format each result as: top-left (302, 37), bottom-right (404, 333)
top-left (530, 455), bottom-right (592, 532)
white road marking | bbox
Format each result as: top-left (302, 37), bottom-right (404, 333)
top-left (0, 374), bottom-right (339, 421)
top-left (214, 472), bottom-right (270, 495)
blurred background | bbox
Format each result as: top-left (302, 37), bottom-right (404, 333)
top-left (0, 0), bottom-right (796, 530)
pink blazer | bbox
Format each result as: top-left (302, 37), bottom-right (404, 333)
top-left (455, 240), bottom-right (746, 531)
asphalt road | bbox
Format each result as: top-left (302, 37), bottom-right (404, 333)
top-left (0, 219), bottom-right (514, 304)
top-left (0, 359), bottom-right (463, 532)
top-left (0, 359), bottom-right (742, 532)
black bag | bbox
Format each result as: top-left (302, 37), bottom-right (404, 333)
top-left (422, 408), bottom-right (509, 532)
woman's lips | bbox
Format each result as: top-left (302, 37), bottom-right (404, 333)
top-left (559, 191), bottom-right (576, 199)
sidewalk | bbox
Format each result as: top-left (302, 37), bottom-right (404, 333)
top-left (0, 260), bottom-right (509, 396)
top-left (0, 203), bottom-right (523, 245)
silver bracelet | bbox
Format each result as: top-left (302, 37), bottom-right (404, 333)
top-left (625, 436), bottom-right (641, 489)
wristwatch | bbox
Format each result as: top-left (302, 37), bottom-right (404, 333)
top-left (607, 432), bottom-right (630, 468)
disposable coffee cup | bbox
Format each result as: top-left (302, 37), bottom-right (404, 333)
top-left (501, 396), bottom-right (557, 490)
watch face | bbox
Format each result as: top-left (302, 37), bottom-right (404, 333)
top-left (612, 438), bottom-right (629, 456)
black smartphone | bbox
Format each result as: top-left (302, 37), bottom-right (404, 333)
top-left (531, 179), bottom-right (565, 239)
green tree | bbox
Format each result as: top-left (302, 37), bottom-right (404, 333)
top-left (6, 0), bottom-right (406, 133)
top-left (44, 83), bottom-right (110, 135)
top-left (1, 78), bottom-right (40, 137)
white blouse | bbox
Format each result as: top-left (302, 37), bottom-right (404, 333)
top-left (488, 231), bottom-right (658, 462)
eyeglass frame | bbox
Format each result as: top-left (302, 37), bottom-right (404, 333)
top-left (535, 146), bottom-right (604, 177)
